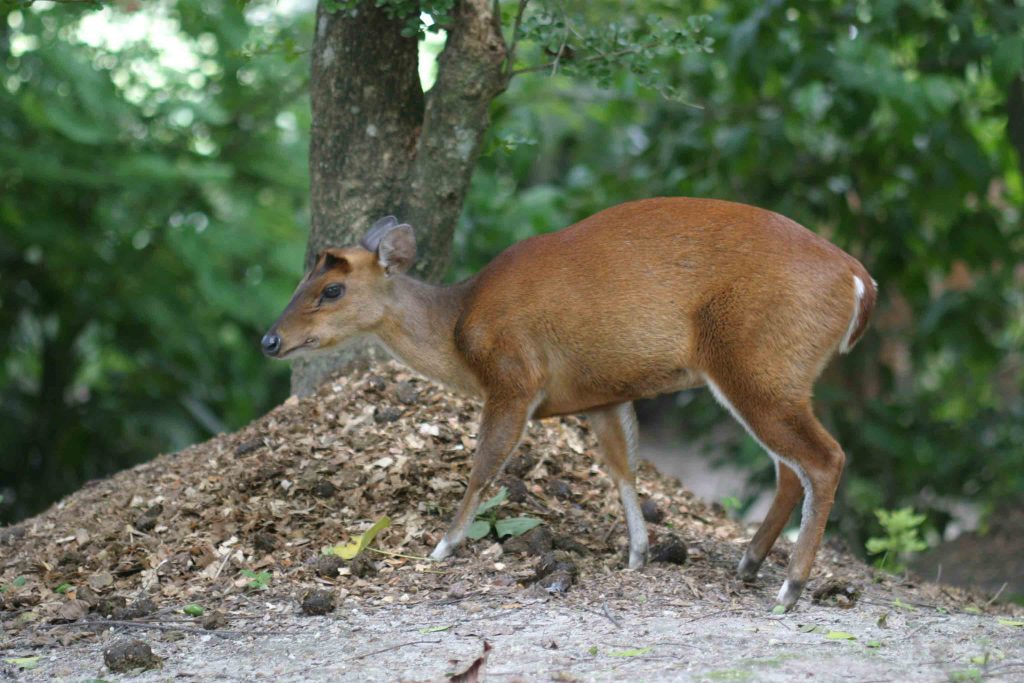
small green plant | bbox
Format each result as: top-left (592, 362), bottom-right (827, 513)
top-left (241, 569), bottom-right (272, 590)
top-left (720, 496), bottom-right (743, 516)
top-left (865, 507), bottom-right (928, 572)
top-left (182, 603), bottom-right (204, 617)
top-left (466, 487), bottom-right (542, 540)
top-left (0, 576), bottom-right (27, 593)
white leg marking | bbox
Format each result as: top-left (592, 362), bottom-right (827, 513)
top-left (615, 403), bottom-right (647, 566)
top-left (703, 376), bottom-right (814, 542)
top-left (592, 403), bottom-right (647, 568)
top-left (430, 536), bottom-right (454, 561)
top-left (839, 275), bottom-right (866, 354)
top-left (617, 480), bottom-right (649, 569)
top-left (778, 580), bottom-right (799, 605)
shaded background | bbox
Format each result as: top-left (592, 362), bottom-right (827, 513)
top-left (1, 0), bottom-right (1022, 591)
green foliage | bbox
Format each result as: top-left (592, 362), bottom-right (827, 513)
top-left (322, 0), bottom-right (455, 38)
top-left (0, 0), bottom-right (310, 523)
top-left (465, 486), bottom-right (542, 540)
top-left (513, 2), bottom-right (712, 98)
top-left (720, 496), bottom-right (742, 516)
top-left (0, 576), bottom-right (27, 592)
top-left (240, 568), bottom-right (272, 590)
top-left (866, 507), bottom-right (929, 572)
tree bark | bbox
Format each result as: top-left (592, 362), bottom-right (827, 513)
top-left (293, 0), bottom-right (508, 395)
top-left (400, 0), bottom-right (509, 282)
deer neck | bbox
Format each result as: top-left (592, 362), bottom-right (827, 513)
top-left (373, 275), bottom-right (481, 396)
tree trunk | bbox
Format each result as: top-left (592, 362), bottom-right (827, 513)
top-left (293, 0), bottom-right (508, 395)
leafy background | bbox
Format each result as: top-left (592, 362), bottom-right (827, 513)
top-left (1, 0), bottom-right (1022, 566)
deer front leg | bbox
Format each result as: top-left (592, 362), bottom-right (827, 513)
top-left (430, 395), bottom-right (533, 561)
top-left (587, 403), bottom-right (649, 569)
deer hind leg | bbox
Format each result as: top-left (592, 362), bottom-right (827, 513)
top-left (587, 402), bottom-right (649, 569)
top-left (737, 460), bottom-right (803, 581)
top-left (430, 393), bottom-right (535, 561)
top-left (703, 375), bottom-right (845, 610)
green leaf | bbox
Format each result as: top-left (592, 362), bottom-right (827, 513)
top-left (54, 583), bottom-right (73, 594)
top-left (419, 624), bottom-right (452, 634)
top-left (587, 646), bottom-right (598, 656)
top-left (771, 605), bottom-right (787, 615)
top-left (12, 576), bottom-right (26, 587)
top-left (798, 624), bottom-right (821, 633)
top-left (241, 569), bottom-right (272, 590)
top-left (892, 599), bottom-right (916, 611)
top-left (866, 640), bottom-right (882, 648)
top-left (825, 631), bottom-right (856, 640)
top-left (494, 517), bottom-right (542, 538)
top-left (964, 605), bottom-right (983, 615)
top-left (183, 604), bottom-right (204, 617)
top-left (992, 35), bottom-right (1024, 87)
top-left (329, 516), bottom-right (392, 560)
top-left (475, 487), bottom-right (508, 515)
top-left (997, 618), bottom-right (1024, 627)
top-left (466, 519), bottom-right (493, 540)
top-left (609, 647), bottom-right (651, 657)
top-left (3, 657), bottom-right (40, 670)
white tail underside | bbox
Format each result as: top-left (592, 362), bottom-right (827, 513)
top-left (838, 275), bottom-right (865, 354)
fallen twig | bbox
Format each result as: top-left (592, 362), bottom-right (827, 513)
top-left (601, 602), bottom-right (621, 629)
top-left (575, 602), bottom-right (621, 628)
top-left (682, 607), bottom-right (750, 623)
top-left (985, 582), bottom-right (1008, 608)
top-left (347, 638), bottom-right (442, 661)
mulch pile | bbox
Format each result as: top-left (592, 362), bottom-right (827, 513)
top-left (0, 363), bottom-right (1007, 645)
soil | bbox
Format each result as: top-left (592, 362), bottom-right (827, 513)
top-left (1, 362), bottom-right (1021, 681)
top-left (912, 506), bottom-right (1024, 601)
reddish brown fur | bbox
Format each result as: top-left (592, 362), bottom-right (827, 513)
top-left (265, 197), bottom-right (876, 609)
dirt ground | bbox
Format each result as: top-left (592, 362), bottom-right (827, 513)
top-left (2, 363), bottom-right (1022, 681)
top-left (6, 574), bottom-right (1024, 682)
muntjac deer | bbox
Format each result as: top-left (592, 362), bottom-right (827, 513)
top-left (263, 198), bottom-right (876, 609)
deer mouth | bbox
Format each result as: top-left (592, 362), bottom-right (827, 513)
top-left (278, 336), bottom-right (319, 359)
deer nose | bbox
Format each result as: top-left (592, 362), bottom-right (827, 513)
top-left (261, 332), bottom-right (282, 357)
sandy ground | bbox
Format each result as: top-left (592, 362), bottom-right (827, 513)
top-left (6, 581), bottom-right (1023, 682)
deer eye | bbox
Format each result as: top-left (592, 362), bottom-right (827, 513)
top-left (322, 283), bottom-right (345, 300)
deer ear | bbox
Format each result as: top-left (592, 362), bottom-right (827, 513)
top-left (360, 215), bottom-right (400, 252)
top-left (375, 224), bottom-right (416, 275)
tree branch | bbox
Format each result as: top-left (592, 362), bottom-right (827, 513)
top-left (503, 0), bottom-right (530, 78)
top-left (510, 46), bottom-right (641, 76)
